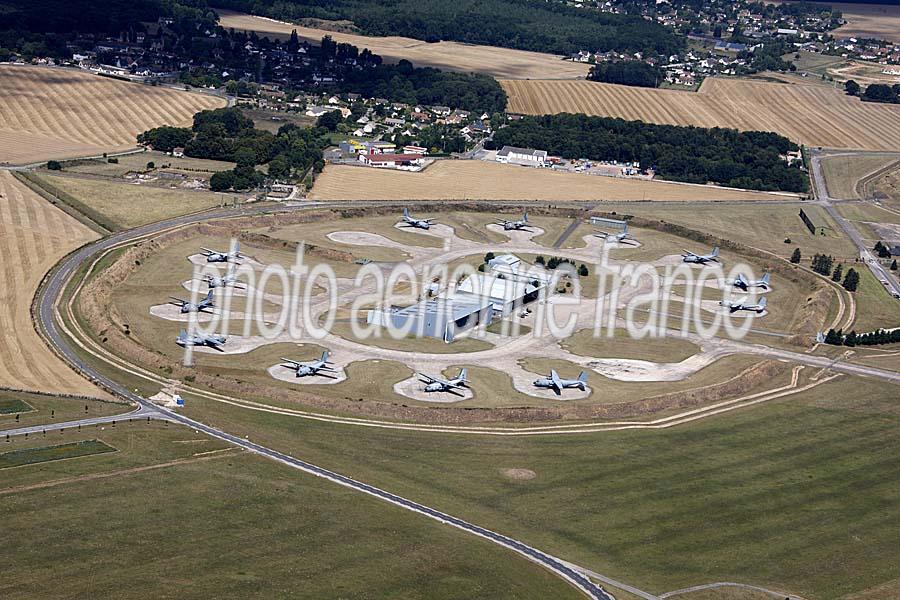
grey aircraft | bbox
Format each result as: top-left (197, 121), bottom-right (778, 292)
top-left (720, 296), bottom-right (767, 314)
top-left (595, 222), bottom-right (635, 244)
top-left (169, 289), bottom-right (215, 314)
top-left (280, 352), bottom-right (337, 378)
top-left (496, 213), bottom-right (531, 231)
top-left (201, 242), bottom-right (243, 263)
top-left (533, 369), bottom-right (588, 395)
top-left (733, 272), bottom-right (770, 291)
top-left (401, 208), bottom-right (435, 230)
top-left (204, 265), bottom-right (243, 289)
top-left (682, 246), bottom-right (720, 264)
top-left (418, 368), bottom-right (469, 396)
top-left (176, 328), bottom-right (227, 351)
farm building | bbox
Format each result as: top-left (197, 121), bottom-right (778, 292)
top-left (496, 146), bottom-right (548, 167)
top-left (367, 296), bottom-right (494, 342)
top-left (359, 153), bottom-right (426, 169)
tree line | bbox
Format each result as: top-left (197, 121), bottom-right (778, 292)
top-left (845, 80), bottom-right (900, 104)
top-left (215, 0), bottom-right (684, 57)
top-left (138, 107), bottom-right (328, 191)
top-left (487, 114), bottom-right (808, 192)
top-left (588, 61), bottom-right (664, 88)
top-left (824, 327), bottom-right (900, 347)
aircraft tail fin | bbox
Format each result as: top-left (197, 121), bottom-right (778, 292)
top-left (321, 351), bottom-right (330, 363)
top-left (205, 289), bottom-right (214, 302)
top-left (761, 272), bottom-right (770, 284)
top-left (758, 297), bottom-right (767, 310)
top-left (403, 207), bottom-right (410, 218)
top-left (457, 368), bottom-right (468, 383)
top-left (178, 328), bottom-right (187, 339)
top-left (711, 246), bottom-right (720, 257)
top-left (523, 212), bottom-right (528, 222)
top-left (577, 371), bottom-right (588, 383)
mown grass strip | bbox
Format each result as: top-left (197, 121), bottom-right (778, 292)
top-left (0, 440), bottom-right (116, 469)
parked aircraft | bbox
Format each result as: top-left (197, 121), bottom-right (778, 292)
top-left (401, 208), bottom-right (435, 230)
top-left (169, 289), bottom-right (215, 314)
top-left (204, 265), bottom-right (243, 289)
top-left (595, 222), bottom-right (635, 244)
top-left (496, 213), bottom-right (531, 231)
top-left (720, 296), bottom-right (767, 313)
top-left (418, 368), bottom-right (468, 395)
top-left (175, 329), bottom-right (226, 351)
top-left (201, 242), bottom-right (242, 263)
top-left (533, 369), bottom-right (588, 395)
top-left (733, 272), bottom-right (770, 291)
top-left (279, 352), bottom-right (337, 378)
top-left (682, 246), bottom-right (720, 264)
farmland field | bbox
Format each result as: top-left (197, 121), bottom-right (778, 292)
top-left (0, 171), bottom-right (105, 396)
top-left (216, 10), bottom-right (590, 80)
top-left (309, 161), bottom-right (791, 202)
top-left (0, 66), bottom-right (225, 165)
top-left (501, 77), bottom-right (900, 151)
top-left (819, 152), bottom-right (900, 200)
top-left (828, 1), bottom-right (900, 43)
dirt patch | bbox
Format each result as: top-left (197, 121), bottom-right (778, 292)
top-left (500, 468), bottom-right (536, 481)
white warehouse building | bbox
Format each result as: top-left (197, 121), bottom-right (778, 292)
top-left (495, 145), bottom-right (548, 167)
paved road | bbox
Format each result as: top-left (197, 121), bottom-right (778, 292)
top-left (0, 406), bottom-right (162, 438)
top-left (33, 200), bottom-right (616, 600)
top-left (809, 149), bottom-right (900, 299)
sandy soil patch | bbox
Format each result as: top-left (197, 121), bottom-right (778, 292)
top-left (500, 468), bottom-right (537, 480)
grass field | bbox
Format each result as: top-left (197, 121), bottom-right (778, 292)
top-left (0, 398), bottom-right (32, 414)
top-left (0, 439), bottom-right (115, 469)
top-left (61, 151), bottom-right (235, 179)
top-left (819, 153), bottom-right (900, 200)
top-left (216, 10), bottom-right (590, 80)
top-left (562, 328), bottom-right (700, 363)
top-left (178, 374), bottom-right (900, 599)
top-left (310, 162), bottom-right (790, 202)
top-left (34, 173), bottom-right (225, 230)
top-left (0, 66), bottom-right (224, 165)
top-left (1, 422), bottom-right (581, 599)
top-left (850, 267), bottom-right (900, 332)
top-left (0, 171), bottom-right (104, 396)
top-left (870, 163), bottom-right (900, 210)
top-left (605, 201), bottom-right (857, 260)
top-left (501, 77), bottom-right (900, 151)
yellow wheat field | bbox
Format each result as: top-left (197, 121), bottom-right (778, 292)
top-left (0, 171), bottom-right (105, 396)
top-left (0, 66), bottom-right (225, 165)
top-left (217, 10), bottom-right (590, 80)
top-left (309, 161), bottom-right (789, 202)
top-left (501, 77), bottom-right (900, 151)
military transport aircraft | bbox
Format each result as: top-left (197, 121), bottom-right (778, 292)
top-left (279, 352), bottom-right (337, 378)
top-left (733, 272), bottom-right (771, 291)
top-left (533, 369), bottom-right (589, 395)
top-left (682, 246), bottom-right (720, 264)
top-left (720, 296), bottom-right (767, 314)
top-left (496, 213), bottom-right (531, 231)
top-left (203, 265), bottom-right (243, 289)
top-left (176, 329), bottom-right (227, 351)
top-left (401, 208), bottom-right (435, 230)
top-left (201, 242), bottom-right (243, 263)
top-left (595, 222), bottom-right (636, 244)
top-left (169, 289), bottom-right (215, 314)
top-left (418, 368), bottom-right (469, 395)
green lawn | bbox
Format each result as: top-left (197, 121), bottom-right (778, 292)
top-left (849, 266), bottom-right (900, 332)
top-left (0, 398), bottom-right (32, 414)
top-left (1, 423), bottom-right (580, 600)
top-left (0, 439), bottom-right (115, 469)
top-left (179, 375), bottom-right (900, 599)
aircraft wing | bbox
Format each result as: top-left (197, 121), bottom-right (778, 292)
top-left (200, 247), bottom-right (217, 255)
top-left (280, 358), bottom-right (302, 367)
top-left (417, 373), bottom-right (438, 384)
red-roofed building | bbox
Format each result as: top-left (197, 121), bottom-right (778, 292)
top-left (359, 153), bottom-right (426, 168)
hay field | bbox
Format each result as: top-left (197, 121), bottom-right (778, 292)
top-left (501, 77), bottom-right (900, 151)
top-left (309, 161), bottom-right (792, 201)
top-left (0, 66), bottom-right (225, 165)
top-left (216, 10), bottom-right (590, 80)
top-left (829, 1), bottom-right (900, 43)
top-left (0, 171), bottom-right (104, 396)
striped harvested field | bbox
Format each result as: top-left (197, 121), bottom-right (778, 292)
top-left (0, 171), bottom-right (105, 396)
top-left (217, 10), bottom-right (590, 80)
top-left (0, 66), bottom-right (225, 165)
top-left (501, 77), bottom-right (900, 151)
top-left (309, 161), bottom-right (790, 202)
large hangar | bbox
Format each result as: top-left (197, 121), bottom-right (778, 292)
top-left (367, 296), bottom-right (494, 342)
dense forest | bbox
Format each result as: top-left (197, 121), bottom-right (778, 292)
top-left (588, 61), bottom-right (664, 88)
top-left (138, 107), bottom-right (328, 190)
top-left (212, 0), bottom-right (684, 56)
top-left (488, 114), bottom-right (808, 193)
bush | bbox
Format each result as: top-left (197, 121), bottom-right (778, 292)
top-left (107, 157), bottom-right (118, 164)
top-left (46, 160), bottom-right (62, 170)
